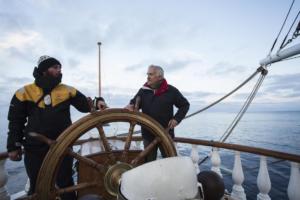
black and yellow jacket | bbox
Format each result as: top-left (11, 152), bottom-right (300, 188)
top-left (7, 83), bottom-right (91, 152)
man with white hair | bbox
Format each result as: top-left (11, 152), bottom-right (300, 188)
top-left (126, 65), bottom-right (189, 162)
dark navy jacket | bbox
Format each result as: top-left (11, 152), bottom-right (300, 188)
top-left (130, 84), bottom-right (189, 140)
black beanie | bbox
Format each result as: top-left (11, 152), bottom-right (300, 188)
top-left (37, 55), bottom-right (61, 73)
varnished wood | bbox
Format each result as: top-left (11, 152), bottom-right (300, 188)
top-left (28, 132), bottom-right (56, 146)
top-left (121, 122), bottom-right (136, 162)
top-left (56, 182), bottom-right (98, 195)
top-left (77, 150), bottom-right (142, 200)
top-left (131, 138), bottom-right (160, 166)
top-left (174, 137), bottom-right (300, 163)
top-left (96, 124), bottom-right (112, 152)
top-left (67, 149), bottom-right (106, 173)
top-left (96, 124), bottom-right (116, 163)
top-left (35, 109), bottom-right (176, 200)
top-left (2, 136), bottom-right (299, 163)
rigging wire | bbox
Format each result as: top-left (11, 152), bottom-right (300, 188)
top-left (294, 20), bottom-right (300, 37)
top-left (119, 66), bottom-right (266, 138)
top-left (268, 0), bottom-right (295, 55)
top-left (279, 10), bottom-right (300, 50)
top-left (219, 71), bottom-right (267, 142)
top-left (184, 67), bottom-right (263, 120)
top-left (198, 68), bottom-right (268, 165)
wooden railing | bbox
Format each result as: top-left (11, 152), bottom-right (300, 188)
top-left (1, 136), bottom-right (299, 200)
top-left (172, 137), bottom-right (300, 200)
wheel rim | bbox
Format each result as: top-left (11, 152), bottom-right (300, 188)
top-left (35, 108), bottom-right (177, 199)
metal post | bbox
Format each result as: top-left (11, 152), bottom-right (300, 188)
top-left (97, 42), bottom-right (102, 97)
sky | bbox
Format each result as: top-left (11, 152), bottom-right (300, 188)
top-left (0, 0), bottom-right (300, 115)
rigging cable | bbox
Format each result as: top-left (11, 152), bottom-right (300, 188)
top-left (268, 0), bottom-right (295, 55)
top-left (279, 10), bottom-right (300, 50)
top-left (118, 67), bottom-right (265, 137)
top-left (184, 66), bottom-right (264, 120)
top-left (117, 67), bottom-right (264, 137)
top-left (198, 67), bottom-right (268, 165)
top-left (219, 68), bottom-right (268, 142)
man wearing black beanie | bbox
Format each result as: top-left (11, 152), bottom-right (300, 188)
top-left (6, 55), bottom-right (106, 199)
top-left (33, 55), bottom-right (63, 94)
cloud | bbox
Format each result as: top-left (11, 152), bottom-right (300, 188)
top-left (263, 73), bottom-right (300, 98)
top-left (125, 63), bottom-right (148, 72)
top-left (125, 56), bottom-right (202, 72)
top-left (183, 91), bottom-right (212, 98)
top-left (0, 9), bottom-right (34, 33)
top-left (1, 1), bottom-right (299, 113)
top-left (67, 58), bottom-right (81, 69)
top-left (0, 75), bottom-right (32, 105)
top-left (0, 31), bottom-right (41, 49)
top-left (210, 73), bottom-right (300, 104)
top-left (0, 30), bottom-right (45, 67)
top-left (266, 73), bottom-right (300, 89)
top-left (62, 28), bottom-right (102, 54)
top-left (163, 59), bottom-right (201, 72)
top-left (208, 62), bottom-right (249, 76)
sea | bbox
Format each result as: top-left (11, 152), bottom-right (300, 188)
top-left (1, 110), bottom-right (299, 200)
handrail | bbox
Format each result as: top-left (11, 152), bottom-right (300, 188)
top-left (72, 136), bottom-right (143, 146)
top-left (173, 137), bottom-right (300, 163)
top-left (1, 136), bottom-right (299, 163)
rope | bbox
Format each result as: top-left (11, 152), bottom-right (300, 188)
top-left (184, 66), bottom-right (263, 120)
top-left (279, 10), bottom-right (300, 50)
top-left (292, 20), bottom-right (300, 38)
top-left (198, 68), bottom-right (268, 165)
top-left (219, 72), bottom-right (267, 142)
top-left (268, 0), bottom-right (295, 54)
top-left (118, 66), bottom-right (265, 138)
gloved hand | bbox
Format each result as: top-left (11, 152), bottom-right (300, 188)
top-left (8, 148), bottom-right (22, 161)
top-left (94, 97), bottom-right (108, 110)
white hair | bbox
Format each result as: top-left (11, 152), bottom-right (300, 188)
top-left (149, 65), bottom-right (164, 78)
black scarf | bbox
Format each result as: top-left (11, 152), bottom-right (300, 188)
top-left (33, 67), bottom-right (62, 93)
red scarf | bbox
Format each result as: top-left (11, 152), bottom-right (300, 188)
top-left (143, 79), bottom-right (169, 96)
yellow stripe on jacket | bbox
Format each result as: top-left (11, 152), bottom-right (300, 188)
top-left (15, 83), bottom-right (77, 108)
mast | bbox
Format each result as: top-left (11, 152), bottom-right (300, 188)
top-left (97, 42), bottom-right (102, 97)
top-left (259, 43), bottom-right (300, 66)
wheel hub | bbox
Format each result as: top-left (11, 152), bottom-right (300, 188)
top-left (104, 162), bottom-right (133, 196)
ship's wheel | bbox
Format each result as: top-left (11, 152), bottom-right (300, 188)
top-left (34, 108), bottom-right (177, 200)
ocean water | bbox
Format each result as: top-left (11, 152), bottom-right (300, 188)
top-left (1, 111), bottom-right (300, 199)
top-left (176, 111), bottom-right (300, 200)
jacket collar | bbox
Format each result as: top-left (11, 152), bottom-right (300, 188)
top-left (142, 79), bottom-right (169, 96)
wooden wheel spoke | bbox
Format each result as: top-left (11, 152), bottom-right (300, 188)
top-left (96, 124), bottom-right (116, 163)
top-left (67, 149), bottom-right (105, 173)
top-left (28, 132), bottom-right (56, 146)
top-left (121, 122), bottom-right (136, 162)
top-left (56, 181), bottom-right (98, 195)
top-left (96, 124), bottom-right (112, 152)
top-left (130, 138), bottom-right (161, 166)
top-left (35, 109), bottom-right (176, 199)
top-left (124, 122), bottom-right (136, 150)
